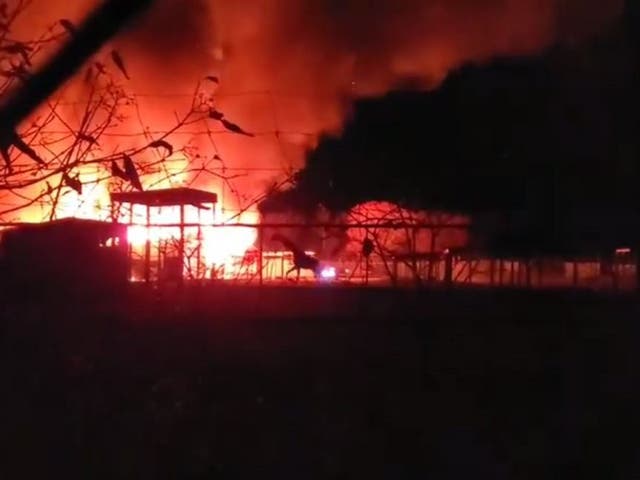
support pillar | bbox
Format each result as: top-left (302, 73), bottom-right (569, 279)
top-left (258, 224), bottom-right (264, 286)
top-left (144, 205), bottom-right (150, 283)
top-left (196, 208), bottom-right (202, 280)
top-left (444, 251), bottom-right (453, 286)
top-left (127, 203), bottom-right (133, 281)
top-left (179, 204), bottom-right (185, 284)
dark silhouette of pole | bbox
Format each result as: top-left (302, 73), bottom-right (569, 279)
top-left (179, 204), bottom-right (185, 285)
top-left (144, 205), bottom-right (150, 283)
top-left (444, 250), bottom-right (453, 286)
top-left (258, 225), bottom-right (264, 285)
top-left (362, 237), bottom-right (374, 286)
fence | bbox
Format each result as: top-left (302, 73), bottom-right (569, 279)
top-left (0, 219), bottom-right (635, 291)
top-left (122, 222), bottom-right (638, 292)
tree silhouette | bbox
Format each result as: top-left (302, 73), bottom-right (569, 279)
top-left (0, 1), bottom-right (256, 223)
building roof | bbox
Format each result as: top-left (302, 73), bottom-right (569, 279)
top-left (110, 188), bottom-right (218, 207)
top-left (1, 218), bottom-right (127, 244)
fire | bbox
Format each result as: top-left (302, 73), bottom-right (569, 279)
top-left (202, 220), bottom-right (258, 266)
top-left (320, 266), bottom-right (337, 280)
top-left (3, 0), bottom-right (620, 285)
top-left (55, 166), bottom-right (112, 221)
top-left (124, 207), bottom-right (258, 279)
top-left (49, 152), bottom-right (258, 279)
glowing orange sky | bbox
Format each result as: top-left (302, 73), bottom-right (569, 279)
top-left (7, 0), bottom-right (625, 220)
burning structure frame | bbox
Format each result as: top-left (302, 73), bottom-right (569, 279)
top-left (111, 187), bottom-right (219, 283)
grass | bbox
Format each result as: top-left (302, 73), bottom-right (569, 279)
top-left (1, 285), bottom-right (639, 478)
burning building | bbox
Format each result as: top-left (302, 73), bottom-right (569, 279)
top-left (0, 186), bottom-right (259, 288)
top-left (109, 186), bottom-right (259, 282)
top-left (0, 0), bottom-right (633, 291)
top-left (111, 187), bottom-right (220, 282)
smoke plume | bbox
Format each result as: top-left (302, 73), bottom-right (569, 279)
top-left (126, 0), bottom-right (621, 108)
top-left (124, 0), bottom-right (624, 138)
top-left (15, 0), bottom-right (626, 210)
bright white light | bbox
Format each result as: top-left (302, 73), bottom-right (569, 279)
top-left (320, 266), bottom-right (336, 280)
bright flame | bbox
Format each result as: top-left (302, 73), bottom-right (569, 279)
top-left (54, 164), bottom-right (112, 221)
top-left (46, 153), bottom-right (259, 280)
top-left (202, 223), bottom-right (257, 265)
top-left (124, 204), bottom-right (258, 279)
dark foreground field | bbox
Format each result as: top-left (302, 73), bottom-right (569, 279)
top-left (1, 285), bottom-right (640, 478)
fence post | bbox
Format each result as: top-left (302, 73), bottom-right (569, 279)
top-left (258, 224), bottom-right (263, 286)
top-left (444, 251), bottom-right (453, 286)
top-left (179, 204), bottom-right (185, 286)
top-left (144, 205), bottom-right (150, 283)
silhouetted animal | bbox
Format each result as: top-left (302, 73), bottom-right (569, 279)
top-left (271, 233), bottom-right (320, 281)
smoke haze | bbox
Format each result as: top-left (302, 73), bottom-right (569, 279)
top-left (12, 0), bottom-right (625, 210)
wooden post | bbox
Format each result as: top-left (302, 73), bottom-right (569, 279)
top-left (411, 227), bottom-right (418, 282)
top-left (144, 205), bottom-right (150, 283)
top-left (489, 259), bottom-right (495, 286)
top-left (258, 224), bottom-right (264, 286)
top-left (196, 208), bottom-right (202, 280)
top-left (498, 259), bottom-right (504, 285)
top-left (612, 254), bottom-right (619, 292)
top-left (127, 203), bottom-right (133, 281)
top-left (179, 204), bottom-right (185, 284)
top-left (428, 227), bottom-right (437, 281)
top-left (365, 256), bottom-right (370, 286)
top-left (391, 256), bottom-right (398, 286)
top-left (156, 227), bottom-right (161, 281)
top-left (573, 260), bottom-right (578, 287)
top-left (444, 251), bottom-right (453, 286)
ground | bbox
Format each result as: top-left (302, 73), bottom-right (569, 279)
top-left (1, 285), bottom-right (639, 478)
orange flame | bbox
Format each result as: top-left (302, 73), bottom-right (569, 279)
top-left (50, 152), bottom-right (258, 278)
